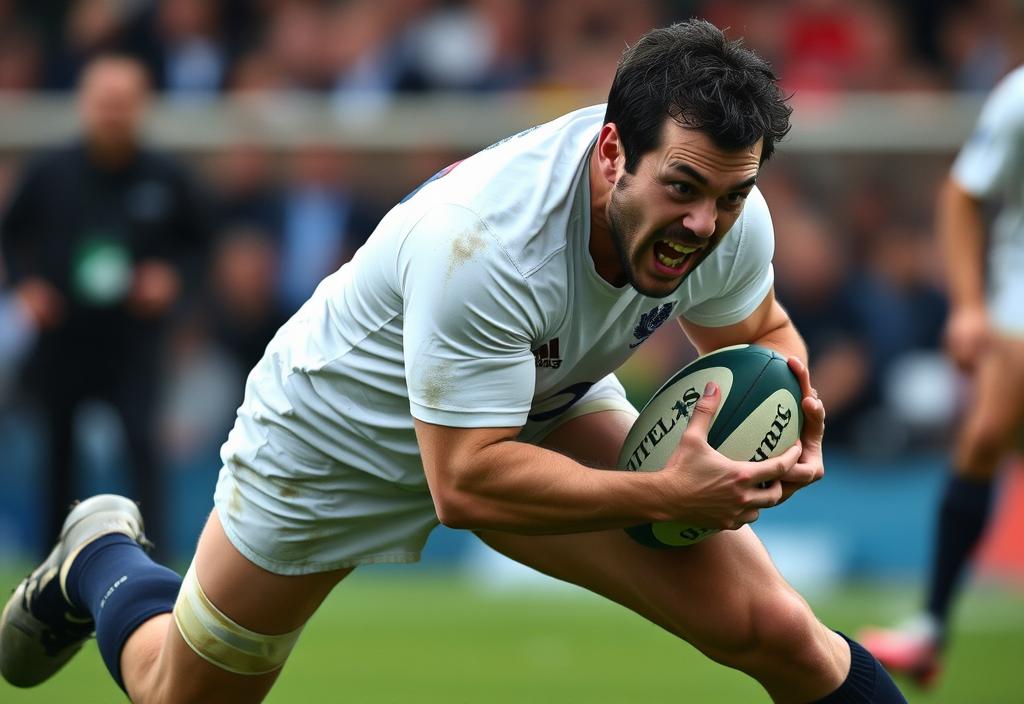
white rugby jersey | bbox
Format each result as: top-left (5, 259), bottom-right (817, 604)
top-left (952, 65), bottom-right (1024, 277)
top-left (222, 105), bottom-right (775, 491)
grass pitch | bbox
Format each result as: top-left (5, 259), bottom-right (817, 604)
top-left (1, 566), bottom-right (1022, 703)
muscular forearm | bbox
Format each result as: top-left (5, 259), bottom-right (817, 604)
top-left (422, 434), bottom-right (670, 534)
top-left (938, 177), bottom-right (987, 310)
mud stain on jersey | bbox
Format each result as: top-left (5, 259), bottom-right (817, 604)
top-left (277, 483), bottom-right (299, 498)
top-left (420, 361), bottom-right (454, 406)
top-left (228, 484), bottom-right (242, 518)
top-left (445, 227), bottom-right (486, 283)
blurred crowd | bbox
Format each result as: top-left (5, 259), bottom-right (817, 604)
top-left (0, 0), bottom-right (1021, 546)
top-left (0, 0), bottom-right (1022, 97)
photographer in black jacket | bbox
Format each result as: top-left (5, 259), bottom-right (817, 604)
top-left (0, 55), bottom-right (211, 555)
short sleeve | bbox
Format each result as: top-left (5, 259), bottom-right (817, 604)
top-left (952, 70), bottom-right (1024, 199)
top-left (398, 203), bottom-right (542, 428)
top-left (681, 188), bottom-right (775, 327)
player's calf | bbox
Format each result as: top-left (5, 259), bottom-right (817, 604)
top-left (697, 589), bottom-right (845, 700)
top-left (696, 591), bottom-right (906, 703)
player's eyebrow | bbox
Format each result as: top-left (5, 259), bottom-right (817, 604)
top-left (666, 162), bottom-right (757, 192)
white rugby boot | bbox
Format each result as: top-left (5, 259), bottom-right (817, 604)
top-left (0, 494), bottom-right (150, 687)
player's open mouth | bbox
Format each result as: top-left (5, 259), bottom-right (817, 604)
top-left (652, 239), bottom-right (701, 276)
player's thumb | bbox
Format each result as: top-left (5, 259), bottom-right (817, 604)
top-left (685, 381), bottom-right (720, 440)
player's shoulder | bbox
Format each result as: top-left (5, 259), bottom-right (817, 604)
top-left (722, 186), bottom-right (773, 255)
top-left (433, 104), bottom-right (603, 212)
top-left (980, 65), bottom-right (1024, 119)
top-left (400, 105), bottom-right (604, 272)
top-left (996, 64), bottom-right (1024, 92)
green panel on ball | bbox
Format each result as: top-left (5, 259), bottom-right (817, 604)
top-left (620, 344), bottom-right (804, 549)
top-left (624, 523), bottom-right (662, 548)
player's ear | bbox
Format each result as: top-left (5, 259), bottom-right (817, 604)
top-left (596, 123), bottom-right (625, 184)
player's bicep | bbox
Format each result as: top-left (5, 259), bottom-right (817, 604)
top-left (680, 289), bottom-right (779, 354)
top-left (414, 418), bottom-right (518, 488)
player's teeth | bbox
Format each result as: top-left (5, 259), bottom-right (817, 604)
top-left (661, 240), bottom-right (698, 254)
top-left (657, 253), bottom-right (685, 268)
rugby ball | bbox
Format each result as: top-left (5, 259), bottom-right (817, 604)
top-left (619, 344), bottom-right (803, 547)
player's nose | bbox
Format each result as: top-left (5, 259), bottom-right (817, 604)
top-left (681, 201), bottom-right (716, 239)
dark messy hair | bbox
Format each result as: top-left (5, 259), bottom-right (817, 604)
top-left (604, 19), bottom-right (792, 172)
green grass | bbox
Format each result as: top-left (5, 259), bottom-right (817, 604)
top-left (2, 566), bottom-right (1022, 703)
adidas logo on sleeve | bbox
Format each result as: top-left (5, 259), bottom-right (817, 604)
top-left (533, 338), bottom-right (563, 369)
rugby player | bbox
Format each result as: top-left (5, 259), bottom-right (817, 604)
top-left (2, 20), bottom-right (905, 703)
top-left (861, 64), bottom-right (1024, 688)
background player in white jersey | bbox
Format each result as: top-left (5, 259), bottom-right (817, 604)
top-left (861, 64), bottom-right (1024, 688)
top-left (1, 20), bottom-right (906, 703)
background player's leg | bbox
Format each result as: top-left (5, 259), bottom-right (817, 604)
top-left (862, 336), bottom-right (1024, 686)
top-left (477, 409), bottom-right (901, 704)
top-left (119, 510), bottom-right (353, 704)
top-left (927, 337), bottom-right (1024, 630)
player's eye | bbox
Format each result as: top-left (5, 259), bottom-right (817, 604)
top-left (669, 182), bottom-right (695, 197)
top-left (721, 191), bottom-right (750, 209)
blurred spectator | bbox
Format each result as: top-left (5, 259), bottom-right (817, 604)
top-left (0, 22), bottom-right (43, 92)
top-left (226, 48), bottom-right (289, 93)
top-left (207, 225), bottom-right (290, 376)
top-left (939, 0), bottom-right (1024, 91)
top-left (695, 0), bottom-right (787, 68)
top-left (537, 0), bottom-right (662, 90)
top-left (400, 0), bottom-right (537, 91)
top-left (845, 0), bottom-right (942, 91)
top-left (127, 0), bottom-right (230, 100)
top-left (863, 225), bottom-right (947, 363)
top-left (773, 0), bottom-right (940, 92)
top-left (773, 204), bottom-right (875, 447)
top-left (277, 145), bottom-right (374, 312)
top-left (2, 0), bottom-right (1019, 100)
top-left (853, 225), bottom-right (952, 453)
top-left (160, 224), bottom-right (288, 463)
top-left (0, 279), bottom-right (61, 401)
top-left (327, 0), bottom-right (415, 116)
top-left (776, 0), bottom-right (865, 92)
top-left (266, 0), bottom-right (337, 90)
top-left (44, 0), bottom-right (136, 90)
top-left (0, 56), bottom-right (212, 555)
top-left (210, 141), bottom-right (282, 235)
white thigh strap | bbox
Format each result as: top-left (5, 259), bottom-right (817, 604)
top-left (173, 561), bottom-right (303, 675)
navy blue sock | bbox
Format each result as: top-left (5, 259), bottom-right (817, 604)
top-left (64, 534), bottom-right (182, 691)
top-left (813, 633), bottom-right (907, 703)
top-left (925, 474), bottom-right (994, 637)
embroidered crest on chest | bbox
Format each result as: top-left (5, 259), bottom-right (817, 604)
top-left (629, 302), bottom-right (676, 348)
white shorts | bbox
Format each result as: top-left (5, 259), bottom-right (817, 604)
top-left (215, 374), bottom-right (636, 575)
top-left (990, 263), bottom-right (1024, 337)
